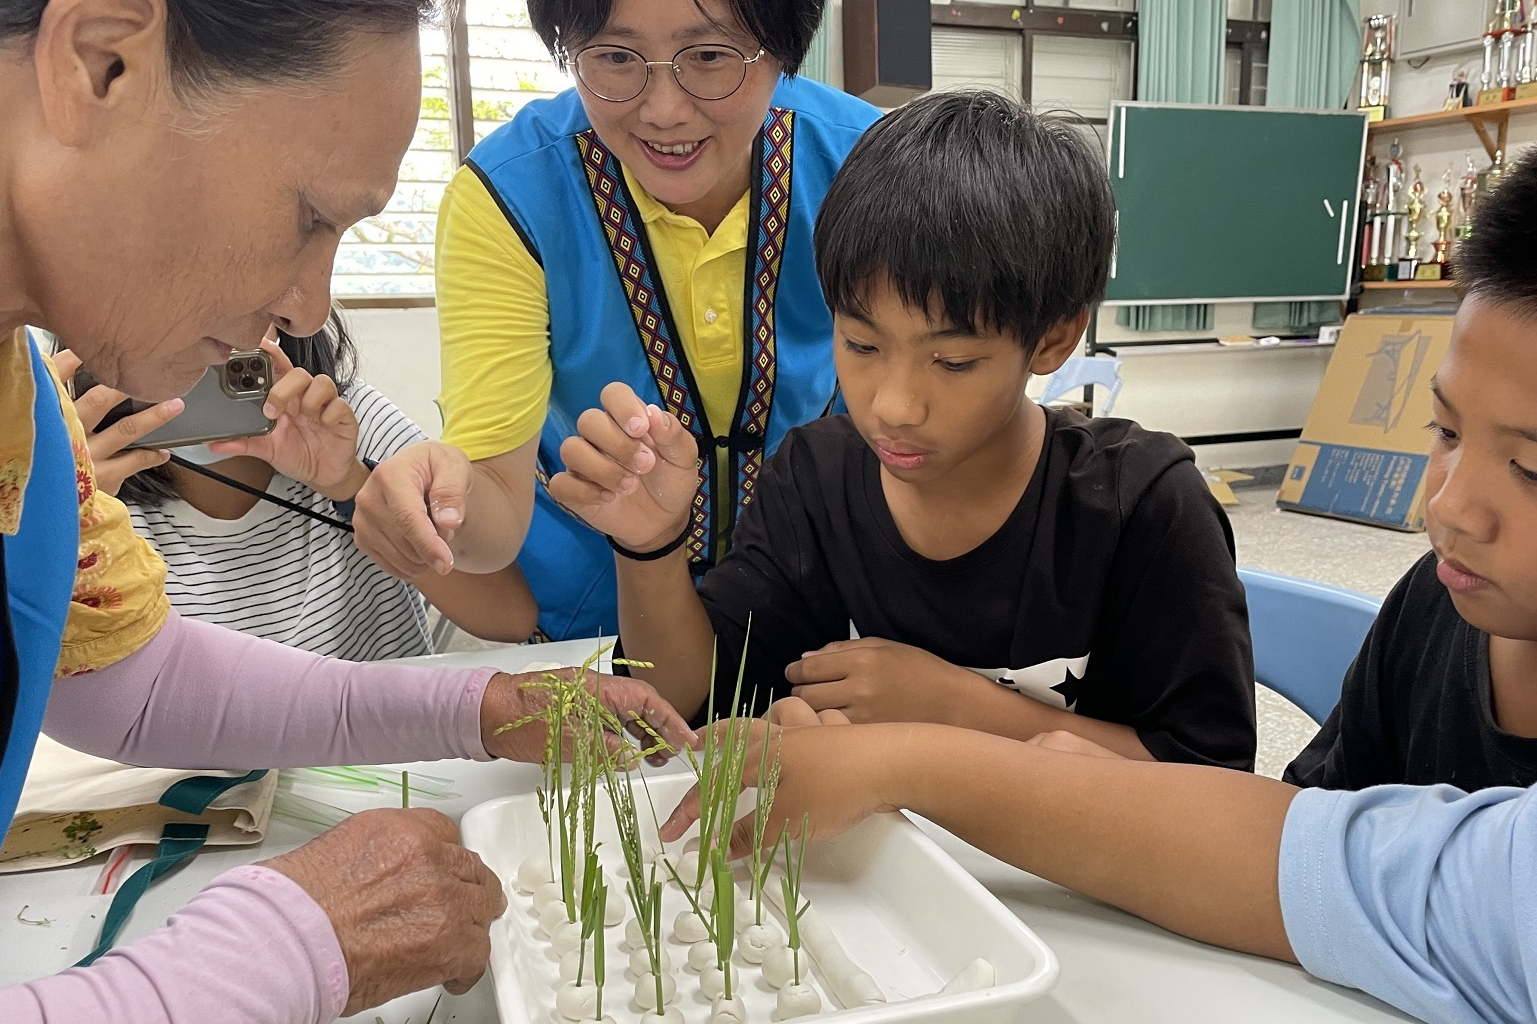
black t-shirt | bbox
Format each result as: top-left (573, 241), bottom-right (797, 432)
top-left (696, 409), bottom-right (1257, 769)
top-left (1285, 551), bottom-right (1537, 791)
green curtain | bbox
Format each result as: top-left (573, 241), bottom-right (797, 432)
top-left (1267, 0), bottom-right (1362, 110)
top-left (800, 19), bottom-right (832, 84)
top-left (1119, 0), bottom-right (1225, 333)
top-left (1255, 0), bottom-right (1358, 332)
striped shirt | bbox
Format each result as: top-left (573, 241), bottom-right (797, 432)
top-left (127, 382), bottom-right (433, 662)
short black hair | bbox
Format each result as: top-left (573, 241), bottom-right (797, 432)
top-left (528, 0), bottom-right (823, 75)
top-left (118, 308), bottom-right (360, 509)
top-left (0, 0), bottom-right (441, 95)
top-left (814, 90), bottom-right (1117, 352)
top-left (1456, 147), bottom-right (1537, 319)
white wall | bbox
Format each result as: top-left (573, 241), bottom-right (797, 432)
top-left (347, 307), bottom-right (444, 439)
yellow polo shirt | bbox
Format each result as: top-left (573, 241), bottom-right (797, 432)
top-left (1, 327), bottom-right (169, 677)
top-left (436, 163), bottom-right (753, 460)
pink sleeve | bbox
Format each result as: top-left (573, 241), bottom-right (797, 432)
top-left (43, 610), bottom-right (497, 767)
top-left (0, 864), bottom-right (348, 1024)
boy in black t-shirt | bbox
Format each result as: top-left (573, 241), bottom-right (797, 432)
top-left (1287, 150), bottom-right (1537, 793)
top-left (550, 91), bottom-right (1256, 769)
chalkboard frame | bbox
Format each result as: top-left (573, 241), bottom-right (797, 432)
top-left (1100, 101), bottom-right (1369, 307)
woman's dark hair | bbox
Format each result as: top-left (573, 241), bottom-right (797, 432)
top-left (119, 308), bottom-right (360, 510)
top-left (1455, 148), bottom-right (1537, 319)
top-left (528, 0), bottom-right (823, 75)
top-left (814, 90), bottom-right (1117, 354)
top-left (0, 0), bottom-right (441, 95)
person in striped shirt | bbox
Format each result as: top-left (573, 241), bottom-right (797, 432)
top-left (66, 310), bottom-right (536, 659)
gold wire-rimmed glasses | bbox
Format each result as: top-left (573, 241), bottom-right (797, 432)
top-left (572, 43), bottom-right (766, 102)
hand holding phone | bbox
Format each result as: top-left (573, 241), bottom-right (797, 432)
top-left (206, 338), bottom-right (370, 503)
top-left (51, 349), bottom-right (184, 497)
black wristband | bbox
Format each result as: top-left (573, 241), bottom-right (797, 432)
top-left (330, 458), bottom-right (379, 525)
top-left (607, 526), bottom-right (690, 561)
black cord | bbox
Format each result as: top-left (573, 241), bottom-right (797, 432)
top-left (166, 454), bottom-right (355, 533)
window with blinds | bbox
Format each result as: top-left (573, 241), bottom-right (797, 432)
top-left (931, 27), bottom-right (1024, 100)
top-left (330, 2), bottom-right (566, 298)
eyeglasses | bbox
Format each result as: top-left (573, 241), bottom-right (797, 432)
top-left (572, 43), bottom-right (765, 103)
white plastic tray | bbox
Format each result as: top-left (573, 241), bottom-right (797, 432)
top-left (461, 773), bottom-right (1058, 1024)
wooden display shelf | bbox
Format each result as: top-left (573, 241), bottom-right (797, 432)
top-left (1360, 279), bottom-right (1458, 290)
top-left (1368, 94), bottom-right (1537, 161)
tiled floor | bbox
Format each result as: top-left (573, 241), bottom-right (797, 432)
top-left (1228, 485), bottom-right (1431, 777)
top-left (443, 483), bottom-right (1434, 779)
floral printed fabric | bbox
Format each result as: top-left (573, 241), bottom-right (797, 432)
top-left (0, 328), bottom-right (170, 676)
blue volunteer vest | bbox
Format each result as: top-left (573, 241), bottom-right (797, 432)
top-left (466, 76), bottom-right (877, 640)
top-left (1, 335), bottom-right (80, 832)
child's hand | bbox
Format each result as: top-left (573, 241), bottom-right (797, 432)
top-left (547, 382), bottom-right (700, 553)
top-left (659, 699), bottom-right (903, 853)
top-left (208, 338), bottom-right (369, 502)
top-left (785, 638), bottom-right (988, 726)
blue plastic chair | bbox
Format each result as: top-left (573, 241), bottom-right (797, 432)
top-left (1237, 567), bottom-right (1383, 725)
top-left (1039, 357), bottom-right (1124, 415)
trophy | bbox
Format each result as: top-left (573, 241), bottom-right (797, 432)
top-left (1399, 166), bottom-right (1426, 281)
top-left (1520, 2), bottom-right (1537, 98)
top-left (1416, 170), bottom-right (1456, 281)
top-left (1486, 148), bottom-right (1509, 196)
top-left (1358, 14), bottom-right (1395, 121)
top-left (1457, 152), bottom-right (1480, 241)
top-left (1481, 1), bottom-right (1520, 104)
top-left (1361, 155), bottom-right (1386, 279)
top-left (1446, 68), bottom-right (1474, 110)
top-left (1382, 138), bottom-right (1406, 279)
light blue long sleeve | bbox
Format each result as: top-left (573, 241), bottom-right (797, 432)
top-left (1280, 783), bottom-right (1537, 1024)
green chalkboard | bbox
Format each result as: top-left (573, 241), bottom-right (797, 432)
top-left (1102, 102), bottom-right (1368, 305)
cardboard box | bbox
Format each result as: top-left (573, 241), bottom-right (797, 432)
top-left (1277, 313), bottom-right (1456, 531)
top-left (1205, 470), bottom-right (1254, 507)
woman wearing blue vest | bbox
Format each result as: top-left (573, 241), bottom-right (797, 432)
top-left (353, 0), bottom-right (880, 641)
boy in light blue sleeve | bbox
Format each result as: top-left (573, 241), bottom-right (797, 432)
top-left (1281, 784), bottom-right (1537, 1024)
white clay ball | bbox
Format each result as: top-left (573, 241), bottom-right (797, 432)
top-left (739, 923), bottom-right (784, 964)
top-left (634, 971), bottom-right (677, 1011)
top-left (604, 884), bottom-right (627, 926)
top-left (640, 1011), bottom-right (685, 1024)
top-left (559, 951), bottom-right (583, 984)
top-left (673, 910), bottom-right (709, 944)
top-left (516, 855), bottom-right (553, 895)
top-left (683, 836), bottom-right (702, 854)
top-left (551, 919), bottom-right (584, 957)
top-left (653, 849), bottom-right (678, 878)
top-left (555, 982), bottom-right (597, 1022)
top-left (628, 945), bottom-right (672, 978)
top-left (624, 917), bottom-right (646, 951)
top-left (734, 896), bottom-right (754, 934)
top-left (774, 983), bottom-right (822, 1020)
top-left (686, 940), bottom-right (718, 972)
top-left (539, 903), bottom-right (572, 938)
top-left (677, 851), bottom-right (702, 884)
top-left (533, 881), bottom-right (566, 914)
top-left (710, 994), bottom-right (748, 1024)
top-left (762, 945), bottom-right (796, 989)
top-left (700, 963), bottom-right (737, 1000)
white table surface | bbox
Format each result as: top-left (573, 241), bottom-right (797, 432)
top-left (0, 640), bottom-right (1413, 1024)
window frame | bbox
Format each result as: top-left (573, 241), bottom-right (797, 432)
top-left (1225, 18), bottom-right (1269, 107)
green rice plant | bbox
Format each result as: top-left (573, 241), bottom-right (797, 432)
top-left (780, 814), bottom-right (811, 987)
top-left (712, 849), bottom-right (737, 1000)
top-left (577, 850), bottom-right (602, 985)
top-left (748, 714), bottom-right (783, 926)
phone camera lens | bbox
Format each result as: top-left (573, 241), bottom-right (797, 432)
top-left (241, 374), bottom-right (256, 390)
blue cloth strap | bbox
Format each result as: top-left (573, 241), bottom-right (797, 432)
top-left (75, 769), bottom-right (267, 967)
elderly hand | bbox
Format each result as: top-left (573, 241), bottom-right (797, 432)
top-left (547, 382), bottom-right (700, 554)
top-left (480, 666), bottom-right (696, 767)
top-left (262, 808), bottom-right (505, 1016)
top-left (50, 349), bottom-right (184, 496)
top-left (207, 338), bottom-right (368, 502)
